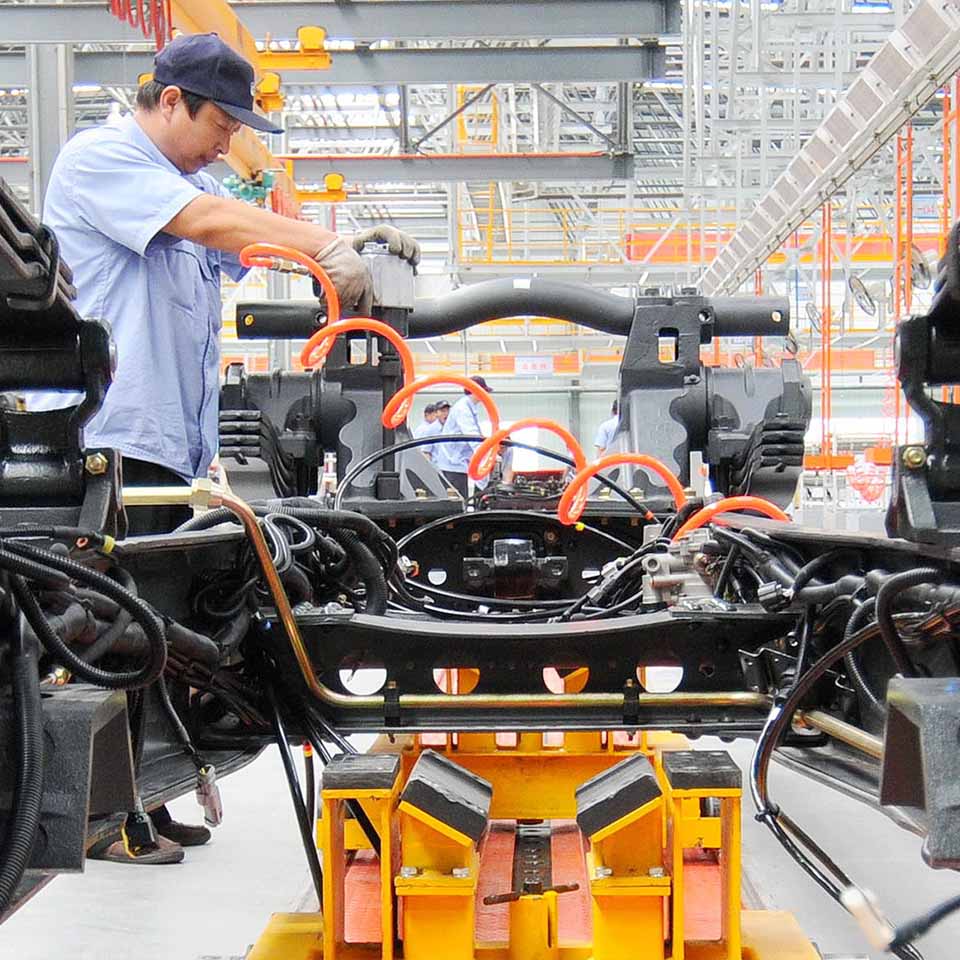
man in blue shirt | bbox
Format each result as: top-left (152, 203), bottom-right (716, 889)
top-left (594, 400), bottom-right (620, 457)
top-left (41, 33), bottom-right (419, 863)
top-left (434, 377), bottom-right (493, 497)
top-left (39, 33), bottom-right (418, 532)
top-left (413, 404), bottom-right (438, 439)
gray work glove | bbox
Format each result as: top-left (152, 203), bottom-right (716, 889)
top-left (314, 236), bottom-right (374, 315)
top-left (351, 225), bottom-right (421, 267)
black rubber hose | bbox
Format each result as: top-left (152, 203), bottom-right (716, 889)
top-left (791, 548), bottom-right (864, 595)
top-left (406, 278), bottom-right (636, 337)
top-left (214, 608), bottom-right (252, 655)
top-left (267, 685), bottom-right (323, 909)
top-left (841, 598), bottom-right (885, 717)
top-left (0, 616), bottom-right (44, 917)
top-left (793, 575), bottom-right (867, 606)
top-left (330, 529), bottom-right (388, 615)
top-left (81, 567), bottom-right (137, 665)
top-left (875, 568), bottom-right (942, 678)
top-left (3, 545), bottom-right (166, 690)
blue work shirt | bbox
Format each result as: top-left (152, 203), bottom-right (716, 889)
top-left (434, 395), bottom-right (486, 473)
top-left (35, 115), bottom-right (247, 480)
top-left (412, 418), bottom-right (440, 440)
top-left (594, 414), bottom-right (619, 454)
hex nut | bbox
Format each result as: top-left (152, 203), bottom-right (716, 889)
top-left (84, 452), bottom-right (109, 476)
top-left (902, 446), bottom-right (926, 469)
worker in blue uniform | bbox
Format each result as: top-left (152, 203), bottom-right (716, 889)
top-left (594, 400), bottom-right (620, 457)
top-left (37, 33), bottom-right (419, 864)
top-left (38, 32), bottom-right (419, 529)
top-left (434, 377), bottom-right (493, 497)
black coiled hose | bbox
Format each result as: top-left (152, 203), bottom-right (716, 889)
top-left (0, 614), bottom-right (44, 916)
top-left (841, 597), bottom-right (885, 718)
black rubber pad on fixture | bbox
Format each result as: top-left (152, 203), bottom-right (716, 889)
top-left (575, 754), bottom-right (661, 839)
top-left (661, 750), bottom-right (742, 791)
top-left (322, 753), bottom-right (401, 791)
top-left (400, 749), bottom-right (492, 843)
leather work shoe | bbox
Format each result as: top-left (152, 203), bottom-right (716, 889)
top-left (88, 835), bottom-right (184, 865)
top-left (155, 819), bottom-right (212, 847)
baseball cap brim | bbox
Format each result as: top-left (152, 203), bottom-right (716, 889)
top-left (215, 100), bottom-right (283, 135)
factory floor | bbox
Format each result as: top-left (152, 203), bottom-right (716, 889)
top-left (1, 738), bottom-right (958, 960)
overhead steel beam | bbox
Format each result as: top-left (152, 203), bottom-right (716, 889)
top-left (5, 1), bottom-right (680, 44)
top-left (0, 45), bottom-right (665, 88)
top-left (282, 152), bottom-right (634, 184)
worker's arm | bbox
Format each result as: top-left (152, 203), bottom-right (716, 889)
top-left (163, 192), bottom-right (370, 309)
top-left (162, 192), bottom-right (334, 257)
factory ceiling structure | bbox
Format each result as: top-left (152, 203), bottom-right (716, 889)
top-left (0, 0), bottom-right (951, 414)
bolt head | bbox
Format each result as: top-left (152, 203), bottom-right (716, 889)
top-left (771, 310), bottom-right (783, 323)
top-left (84, 452), bottom-right (109, 476)
top-left (902, 446), bottom-right (926, 469)
top-left (399, 866), bottom-right (419, 878)
top-left (648, 866), bottom-right (666, 878)
top-left (451, 867), bottom-right (470, 879)
top-left (243, 313), bottom-right (255, 327)
top-left (595, 866), bottom-right (613, 879)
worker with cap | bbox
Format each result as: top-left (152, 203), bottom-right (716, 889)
top-left (434, 377), bottom-right (494, 498)
top-left (36, 32), bottom-right (420, 530)
top-left (36, 33), bottom-right (420, 864)
top-left (434, 399), bottom-right (451, 426)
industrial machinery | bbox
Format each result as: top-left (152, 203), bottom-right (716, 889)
top-left (0, 178), bottom-right (958, 959)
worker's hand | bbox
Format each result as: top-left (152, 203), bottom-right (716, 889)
top-left (351, 225), bottom-right (421, 267)
top-left (314, 237), bottom-right (373, 315)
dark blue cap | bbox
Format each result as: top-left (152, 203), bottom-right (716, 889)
top-left (153, 33), bottom-right (283, 135)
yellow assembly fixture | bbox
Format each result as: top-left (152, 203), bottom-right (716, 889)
top-left (319, 753), bottom-right (402, 960)
top-left (395, 750), bottom-right (492, 960)
top-left (662, 750), bottom-right (743, 960)
top-left (576, 754), bottom-right (671, 960)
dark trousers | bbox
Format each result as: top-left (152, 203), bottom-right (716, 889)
top-left (443, 471), bottom-right (469, 498)
top-left (122, 457), bottom-right (191, 535)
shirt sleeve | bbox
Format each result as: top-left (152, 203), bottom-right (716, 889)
top-left (63, 134), bottom-right (203, 257)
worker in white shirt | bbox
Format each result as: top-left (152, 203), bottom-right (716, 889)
top-left (434, 377), bottom-right (492, 497)
top-left (413, 404), bottom-right (438, 439)
top-left (594, 400), bottom-right (620, 458)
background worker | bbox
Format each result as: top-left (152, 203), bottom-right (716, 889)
top-left (434, 377), bottom-right (493, 497)
top-left (413, 404), bottom-right (438, 439)
top-left (594, 400), bottom-right (620, 458)
top-left (37, 32), bottom-right (419, 863)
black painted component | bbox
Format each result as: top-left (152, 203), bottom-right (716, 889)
top-left (0, 685), bottom-right (134, 875)
top-left (0, 178), bottom-right (120, 534)
top-left (235, 287), bottom-right (788, 342)
top-left (661, 750), bottom-right (741, 791)
top-left (401, 511), bottom-right (637, 603)
top-left (400, 749), bottom-right (492, 842)
top-left (227, 280), bottom-right (808, 510)
top-left (575, 753), bottom-right (661, 838)
top-left (881, 678), bottom-right (960, 868)
top-left (322, 753), bottom-right (400, 792)
top-left (462, 538), bottom-right (567, 600)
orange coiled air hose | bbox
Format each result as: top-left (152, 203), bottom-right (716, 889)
top-left (239, 242), bottom-right (341, 325)
top-left (381, 374), bottom-right (500, 432)
top-left (671, 495), bottom-right (790, 541)
top-left (556, 453), bottom-right (686, 526)
top-left (468, 418), bottom-right (586, 482)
